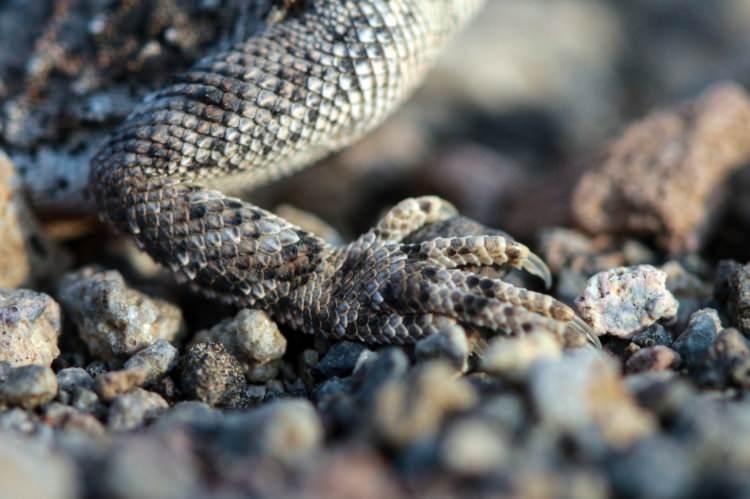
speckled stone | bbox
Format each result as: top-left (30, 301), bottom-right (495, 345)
top-left (0, 363), bottom-right (57, 409)
top-left (0, 288), bottom-right (61, 367)
top-left (57, 267), bottom-right (184, 360)
top-left (177, 342), bottom-right (246, 408)
top-left (576, 265), bottom-right (679, 338)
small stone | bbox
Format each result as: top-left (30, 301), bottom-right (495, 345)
top-left (56, 367), bottom-right (94, 392)
top-left (700, 328), bottom-right (750, 388)
top-left (439, 418), bottom-right (508, 475)
top-left (192, 309), bottom-right (286, 380)
top-left (96, 339), bottom-right (179, 400)
top-left (221, 399), bottom-right (323, 463)
top-left (57, 267), bottom-right (184, 360)
top-left (372, 361), bottom-right (477, 447)
top-left (626, 346), bottom-right (681, 374)
top-left (630, 324), bottom-right (672, 348)
top-left (353, 348), bottom-right (410, 403)
top-left (480, 332), bottom-right (562, 380)
top-left (0, 151), bottom-right (70, 289)
top-left (727, 263), bottom-right (750, 336)
top-left (0, 289), bottom-right (61, 367)
top-left (662, 260), bottom-right (711, 330)
top-left (530, 349), bottom-right (654, 447)
top-left (575, 265), bottom-right (679, 338)
top-left (626, 371), bottom-right (695, 421)
top-left (153, 401), bottom-right (222, 430)
top-left (101, 435), bottom-right (200, 499)
top-left (177, 341), bottom-right (246, 407)
top-left (0, 433), bottom-right (79, 499)
top-left (415, 324), bottom-right (469, 372)
top-left (43, 403), bottom-right (106, 437)
top-left (673, 308), bottom-right (722, 369)
top-left (313, 341), bottom-right (371, 380)
top-left (0, 363), bottom-right (57, 409)
top-left (107, 388), bottom-right (168, 431)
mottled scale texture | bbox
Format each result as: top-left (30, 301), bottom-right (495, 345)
top-left (90, 0), bottom-right (598, 346)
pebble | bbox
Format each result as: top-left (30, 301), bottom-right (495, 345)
top-left (0, 288), bottom-right (61, 366)
top-left (626, 346), bottom-right (681, 374)
top-left (219, 399), bottom-right (323, 464)
top-left (630, 323), bottom-right (673, 348)
top-left (415, 325), bottom-right (470, 372)
top-left (0, 433), bottom-right (79, 499)
top-left (313, 341), bottom-right (371, 380)
top-left (192, 309), bottom-right (286, 381)
top-left (57, 267), bottom-right (184, 360)
top-left (672, 308), bottom-right (722, 369)
top-left (372, 361), bottom-right (477, 447)
top-left (107, 388), bottom-right (168, 431)
top-left (101, 434), bottom-right (200, 499)
top-left (177, 342), bottom-right (246, 408)
top-left (0, 151), bottom-right (70, 288)
top-left (575, 265), bottom-right (679, 338)
top-left (480, 332), bottom-right (562, 380)
top-left (700, 328), bottom-right (750, 388)
top-left (438, 417), bottom-right (508, 475)
top-left (96, 340), bottom-right (179, 400)
top-left (0, 363), bottom-right (57, 409)
top-left (726, 263), bottom-right (750, 336)
top-left (530, 349), bottom-right (654, 447)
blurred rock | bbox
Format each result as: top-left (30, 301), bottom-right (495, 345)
top-left (372, 361), bottom-right (477, 447)
top-left (0, 151), bottom-right (70, 287)
top-left (574, 83), bottom-right (750, 253)
top-left (699, 328), bottom-right (750, 388)
top-left (480, 332), bottom-right (562, 380)
top-left (313, 341), bottom-right (372, 381)
top-left (0, 363), bottom-right (57, 409)
top-left (107, 388), bottom-right (168, 432)
top-left (218, 399), bottom-right (322, 464)
top-left (439, 417), bottom-right (508, 476)
top-left (576, 265), bottom-right (679, 338)
top-left (530, 349), bottom-right (654, 447)
top-left (726, 262), bottom-right (750, 336)
top-left (625, 346), bottom-right (681, 374)
top-left (101, 434), bottom-right (200, 499)
top-left (415, 325), bottom-right (470, 372)
top-left (58, 267), bottom-right (184, 360)
top-left (0, 433), bottom-right (79, 499)
top-left (0, 288), bottom-right (61, 367)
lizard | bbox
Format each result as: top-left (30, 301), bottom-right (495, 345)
top-left (89, 0), bottom-right (599, 347)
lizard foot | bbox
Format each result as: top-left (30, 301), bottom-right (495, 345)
top-left (290, 197), bottom-right (600, 348)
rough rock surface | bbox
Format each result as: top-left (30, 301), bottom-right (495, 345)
top-left (0, 289), bottom-right (61, 367)
top-left (573, 83), bottom-right (750, 254)
top-left (576, 265), bottom-right (679, 338)
top-left (0, 152), bottom-right (69, 287)
top-left (57, 268), bottom-right (184, 360)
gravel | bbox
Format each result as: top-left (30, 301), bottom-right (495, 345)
top-left (4, 2), bottom-right (750, 498)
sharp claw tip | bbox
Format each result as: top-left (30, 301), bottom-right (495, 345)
top-left (523, 253), bottom-right (553, 289)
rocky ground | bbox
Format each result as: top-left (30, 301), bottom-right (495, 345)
top-left (4, 1), bottom-right (750, 499)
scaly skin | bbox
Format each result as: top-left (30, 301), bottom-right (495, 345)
top-left (90, 0), bottom-right (598, 346)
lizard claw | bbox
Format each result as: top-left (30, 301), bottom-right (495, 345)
top-left (521, 251), bottom-right (553, 289)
